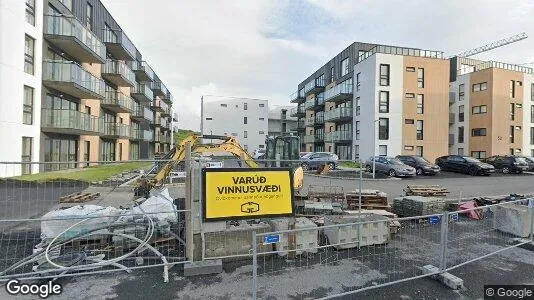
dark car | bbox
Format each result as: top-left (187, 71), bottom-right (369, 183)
top-left (522, 156), bottom-right (534, 171)
top-left (396, 155), bottom-right (441, 175)
top-left (483, 156), bottom-right (529, 174)
top-left (300, 152), bottom-right (339, 170)
top-left (435, 155), bottom-right (495, 176)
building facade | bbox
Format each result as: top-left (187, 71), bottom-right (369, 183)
top-left (449, 57), bottom-right (534, 158)
top-left (0, 0), bottom-right (174, 176)
top-left (268, 105), bottom-right (297, 137)
top-left (201, 96), bottom-right (268, 152)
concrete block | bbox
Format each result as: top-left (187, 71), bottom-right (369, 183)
top-left (494, 204), bottom-right (532, 238)
top-left (438, 272), bottom-right (464, 290)
top-left (184, 260), bottom-right (223, 277)
top-left (324, 214), bottom-right (390, 249)
top-left (421, 264), bottom-right (439, 278)
top-left (203, 221), bottom-right (272, 259)
top-left (268, 217), bottom-right (319, 256)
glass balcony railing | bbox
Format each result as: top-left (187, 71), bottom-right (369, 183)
top-left (144, 107), bottom-right (154, 122)
top-left (314, 133), bottom-right (324, 142)
top-left (324, 81), bottom-right (353, 103)
top-left (102, 123), bottom-right (131, 138)
top-left (102, 28), bottom-right (137, 61)
top-left (143, 130), bottom-right (154, 142)
top-left (44, 15), bottom-right (106, 63)
top-left (152, 80), bottom-right (168, 97)
top-left (102, 59), bottom-right (136, 87)
top-left (103, 88), bottom-right (134, 113)
top-left (315, 115), bottom-right (324, 124)
top-left (130, 128), bottom-right (142, 140)
top-left (42, 60), bottom-right (105, 99)
top-left (131, 60), bottom-right (155, 82)
top-left (325, 130), bottom-right (352, 142)
top-left (290, 106), bottom-right (305, 117)
top-left (324, 107), bottom-right (353, 122)
top-left (41, 109), bottom-right (101, 134)
top-left (304, 77), bottom-right (326, 94)
top-left (296, 120), bottom-right (305, 129)
top-left (152, 99), bottom-right (170, 114)
top-left (131, 83), bottom-right (154, 103)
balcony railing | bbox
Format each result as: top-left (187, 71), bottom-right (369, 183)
top-left (144, 107), bottom-right (154, 122)
top-left (314, 133), bottom-right (324, 142)
top-left (131, 61), bottom-right (155, 82)
top-left (130, 128), bottom-right (142, 140)
top-left (324, 81), bottom-right (353, 103)
top-left (152, 80), bottom-right (168, 97)
top-left (358, 45), bottom-right (444, 63)
top-left (315, 115), bottom-right (324, 124)
top-left (102, 28), bottom-right (137, 61)
top-left (449, 113), bottom-right (455, 124)
top-left (163, 92), bottom-right (173, 104)
top-left (449, 134), bottom-right (455, 145)
top-left (103, 88), bottom-right (134, 113)
top-left (101, 59), bottom-right (136, 87)
top-left (101, 123), bottom-right (131, 139)
top-left (42, 60), bottom-right (105, 99)
top-left (303, 135), bottom-right (315, 144)
top-left (131, 83), bottom-right (154, 104)
top-left (290, 90), bottom-right (305, 103)
top-left (152, 99), bottom-right (170, 116)
top-left (304, 77), bottom-right (326, 95)
top-left (43, 15), bottom-right (105, 63)
top-left (296, 120), bottom-right (305, 130)
top-left (143, 130), bottom-right (154, 142)
top-left (160, 118), bottom-right (169, 128)
top-left (41, 109), bottom-right (101, 135)
top-left (324, 107), bottom-right (353, 122)
top-left (290, 106), bottom-right (305, 117)
top-left (325, 130), bottom-right (352, 143)
top-left (449, 92), bottom-right (456, 105)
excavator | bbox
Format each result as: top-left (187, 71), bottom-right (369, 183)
top-left (134, 134), bottom-right (304, 198)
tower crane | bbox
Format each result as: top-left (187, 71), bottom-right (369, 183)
top-left (451, 32), bottom-right (527, 58)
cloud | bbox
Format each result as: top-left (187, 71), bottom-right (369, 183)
top-left (102, 0), bottom-right (534, 131)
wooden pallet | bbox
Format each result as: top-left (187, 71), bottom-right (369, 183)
top-left (59, 192), bottom-right (101, 203)
top-left (404, 185), bottom-right (449, 197)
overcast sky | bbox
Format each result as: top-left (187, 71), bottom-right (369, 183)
top-left (102, 0), bottom-right (534, 131)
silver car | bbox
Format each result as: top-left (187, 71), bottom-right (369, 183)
top-left (365, 156), bottom-right (416, 177)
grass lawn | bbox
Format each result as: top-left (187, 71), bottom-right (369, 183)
top-left (11, 162), bottom-right (151, 183)
top-left (340, 161), bottom-right (362, 168)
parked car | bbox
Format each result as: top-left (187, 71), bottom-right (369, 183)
top-left (435, 155), bottom-right (495, 176)
top-left (253, 149), bottom-right (266, 159)
top-left (396, 155), bottom-right (441, 176)
top-left (524, 156), bottom-right (534, 171)
top-left (483, 155), bottom-right (529, 174)
top-left (364, 156), bottom-right (416, 177)
top-left (300, 152), bottom-right (339, 170)
top-left (300, 152), bottom-right (311, 158)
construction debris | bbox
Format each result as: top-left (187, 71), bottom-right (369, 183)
top-left (59, 192), bottom-right (101, 203)
top-left (393, 196), bottom-right (446, 217)
top-left (345, 190), bottom-right (390, 211)
top-left (404, 185), bottom-right (449, 197)
top-left (345, 209), bottom-right (401, 234)
top-left (307, 185), bottom-right (344, 204)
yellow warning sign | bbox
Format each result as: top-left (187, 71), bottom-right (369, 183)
top-left (202, 168), bottom-right (294, 221)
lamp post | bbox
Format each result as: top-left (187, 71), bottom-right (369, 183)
top-left (373, 119), bottom-right (380, 179)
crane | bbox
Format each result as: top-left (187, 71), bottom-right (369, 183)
top-left (452, 32), bottom-right (527, 58)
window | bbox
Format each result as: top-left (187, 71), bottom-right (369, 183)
top-left (244, 117), bottom-right (247, 124)
top-left (472, 105), bottom-right (487, 114)
top-left (330, 66), bottom-right (334, 83)
top-left (405, 93), bottom-right (415, 98)
top-left (378, 145), bottom-right (387, 156)
top-left (86, 3), bottom-right (93, 30)
top-left (378, 118), bottom-right (389, 140)
top-left (259, 131), bottom-right (264, 134)
top-left (416, 120), bottom-right (424, 140)
top-left (417, 68), bottom-right (424, 88)
top-left (404, 145), bottom-right (414, 150)
top-left (416, 94), bottom-right (424, 114)
top-left (341, 58), bottom-right (349, 76)
top-left (472, 128), bottom-right (487, 136)
top-left (510, 126), bottom-right (515, 143)
top-left (205, 117), bottom-right (212, 120)
top-left (531, 127), bottom-right (534, 145)
top-left (244, 131), bottom-right (248, 138)
top-left (24, 35), bottom-right (34, 75)
top-left (354, 145), bottom-right (360, 158)
top-left (23, 86), bottom-right (33, 125)
top-left (379, 64), bottom-right (390, 86)
top-left (244, 103), bottom-right (248, 110)
top-left (531, 105), bottom-right (534, 123)
top-left (379, 91), bottom-right (389, 113)
top-left (25, 0), bottom-right (35, 25)
top-left (220, 104), bottom-right (227, 107)
top-left (416, 146), bottom-right (423, 157)
top-left (355, 121), bottom-right (360, 140)
top-left (259, 117), bottom-right (264, 121)
top-left (472, 82), bottom-right (487, 92)
top-left (510, 80), bottom-right (515, 98)
top-left (510, 103), bottom-right (515, 121)
top-left (356, 73), bottom-right (361, 91)
top-left (21, 137), bottom-right (32, 175)
top-left (259, 145), bottom-right (264, 149)
top-left (259, 103), bottom-right (265, 107)
top-left (406, 67), bottom-right (415, 72)
top-left (458, 105), bottom-right (464, 122)
top-left (458, 148), bottom-right (464, 155)
top-left (471, 151), bottom-right (487, 159)
top-left (316, 74), bottom-right (325, 86)
top-left (355, 97), bottom-right (360, 116)
top-left (531, 84), bottom-right (534, 101)
top-left (459, 84), bottom-right (465, 101)
top-left (405, 119), bottom-right (414, 124)
top-left (458, 126), bottom-right (464, 143)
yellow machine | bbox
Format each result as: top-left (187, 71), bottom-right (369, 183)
top-left (134, 134), bottom-right (304, 197)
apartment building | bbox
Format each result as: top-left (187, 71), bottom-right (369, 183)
top-left (201, 96), bottom-right (268, 152)
top-left (0, 0), bottom-right (174, 176)
top-left (290, 42), bottom-right (449, 161)
top-left (268, 105), bottom-right (297, 137)
top-left (448, 57), bottom-right (534, 158)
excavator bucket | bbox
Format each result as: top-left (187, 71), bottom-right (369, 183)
top-left (318, 164), bottom-right (331, 175)
top-left (293, 166), bottom-right (304, 190)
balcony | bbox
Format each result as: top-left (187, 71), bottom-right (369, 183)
top-left (131, 83), bottom-right (154, 104)
top-left (101, 60), bottom-right (136, 87)
top-left (315, 115), bottom-right (325, 125)
top-left (131, 105), bottom-right (153, 122)
top-left (290, 90), bottom-right (305, 104)
top-left (314, 133), bottom-right (324, 142)
top-left (304, 77), bottom-right (325, 95)
top-left (102, 28), bottom-right (136, 61)
top-left (101, 123), bottom-right (131, 139)
top-left (449, 92), bottom-right (456, 105)
top-left (102, 88), bottom-right (134, 113)
top-left (162, 92), bottom-right (173, 105)
top-left (303, 135), bottom-right (315, 144)
top-left (131, 61), bottom-right (154, 82)
top-left (43, 15), bottom-right (105, 63)
top-left (42, 61), bottom-right (105, 99)
top-left (449, 134), bottom-right (455, 145)
top-left (152, 80), bottom-right (168, 97)
top-left (143, 130), bottom-right (154, 142)
top-left (290, 106), bottom-right (305, 118)
top-left (41, 109), bottom-right (101, 135)
top-left (326, 130), bottom-right (352, 143)
top-left (152, 116), bottom-right (162, 127)
top-left (449, 113), bottom-right (455, 124)
top-left (152, 98), bottom-right (169, 114)
top-left (130, 128), bottom-right (143, 141)
top-left (325, 81), bottom-right (353, 104)
top-left (324, 107), bottom-right (353, 122)
top-left (294, 120), bottom-right (305, 131)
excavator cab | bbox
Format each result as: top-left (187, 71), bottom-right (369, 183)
top-left (264, 135), bottom-right (300, 168)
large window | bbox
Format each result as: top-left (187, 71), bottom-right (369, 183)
top-left (44, 137), bottom-right (78, 171)
top-left (21, 137), bottom-right (32, 175)
top-left (244, 130), bottom-right (248, 138)
top-left (355, 97), bottom-right (360, 116)
top-left (86, 3), bottom-right (93, 30)
top-left (330, 67), bottom-right (334, 83)
top-left (531, 105), bottom-right (534, 123)
top-left (510, 103), bottom-right (515, 121)
top-left (417, 68), bottom-right (424, 88)
top-left (379, 64), bottom-right (390, 86)
top-left (459, 84), bottom-right (465, 101)
top-left (379, 91), bottom-right (389, 113)
top-left (244, 117), bottom-right (247, 124)
top-left (531, 127), bottom-right (534, 145)
top-left (472, 82), bottom-right (487, 92)
top-left (340, 58), bottom-right (349, 77)
top-left (378, 145), bottom-right (387, 156)
top-left (416, 146), bottom-right (423, 157)
top-left (510, 126), bottom-right (515, 143)
top-left (355, 121), bottom-right (360, 140)
top-left (471, 151), bottom-right (487, 159)
top-left (531, 84), bottom-right (534, 101)
top-left (472, 105), bottom-right (487, 114)
top-left (130, 143), bottom-right (140, 160)
top-left (458, 126), bottom-right (464, 143)
top-left (101, 140), bottom-right (116, 162)
top-left (458, 105), bottom-right (464, 122)
top-left (378, 118), bottom-right (389, 140)
top-left (472, 128), bottom-right (487, 136)
top-left (416, 120), bottom-right (424, 140)
top-left (510, 80), bottom-right (515, 98)
top-left (244, 103), bottom-right (248, 110)
top-left (24, 35), bottom-right (35, 75)
top-left (25, 0), bottom-right (35, 26)
top-left (356, 73), bottom-right (361, 91)
top-left (417, 94), bottom-right (424, 114)
top-left (23, 86), bottom-right (34, 125)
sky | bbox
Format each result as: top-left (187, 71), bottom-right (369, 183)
top-left (101, 0), bottom-right (534, 131)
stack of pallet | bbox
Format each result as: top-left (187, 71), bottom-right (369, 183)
top-left (307, 185), bottom-right (345, 204)
top-left (345, 190), bottom-right (390, 211)
top-left (404, 185), bottom-right (449, 197)
top-left (392, 196), bottom-right (445, 217)
top-left (59, 192), bottom-right (101, 204)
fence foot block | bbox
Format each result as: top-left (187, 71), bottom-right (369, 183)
top-left (510, 238), bottom-right (534, 252)
top-left (184, 260), bottom-right (223, 277)
top-left (421, 265), bottom-right (464, 290)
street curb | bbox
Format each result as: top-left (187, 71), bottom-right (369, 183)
top-left (305, 173), bottom-right (401, 181)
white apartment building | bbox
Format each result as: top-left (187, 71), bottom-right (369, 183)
top-left (200, 96), bottom-right (269, 152)
top-left (268, 105), bottom-right (297, 136)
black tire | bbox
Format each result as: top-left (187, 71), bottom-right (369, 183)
top-left (469, 167), bottom-right (478, 176)
top-left (416, 168), bottom-right (423, 176)
top-left (301, 163), bottom-right (309, 171)
top-left (388, 169), bottom-right (396, 177)
top-left (366, 165), bottom-right (372, 173)
top-left (502, 167), bottom-right (510, 174)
